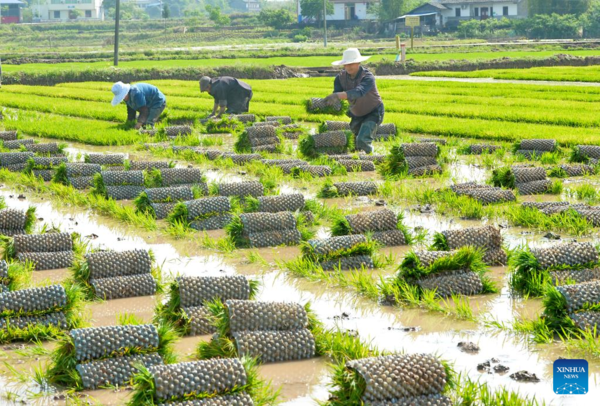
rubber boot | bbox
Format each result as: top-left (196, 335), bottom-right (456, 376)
top-left (356, 121), bottom-right (377, 154)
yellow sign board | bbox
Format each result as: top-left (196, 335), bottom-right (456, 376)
top-left (405, 16), bottom-right (420, 27)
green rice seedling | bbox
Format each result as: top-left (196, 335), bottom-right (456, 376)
top-left (233, 131), bottom-right (252, 153)
top-left (571, 146), bottom-right (591, 163)
top-left (90, 172), bottom-right (107, 198)
top-left (548, 166), bottom-right (568, 178)
top-left (550, 180), bottom-right (563, 194)
top-left (317, 178), bottom-right (340, 198)
top-left (166, 202), bottom-right (189, 227)
top-left (133, 192), bottom-right (155, 217)
top-left (377, 145), bottom-right (408, 179)
top-left (144, 168), bottom-right (162, 188)
top-left (24, 206), bottom-right (36, 234)
top-left (298, 133), bottom-right (317, 158)
top-left (568, 183), bottom-right (599, 202)
top-left (52, 163), bottom-right (69, 185)
top-left (504, 206), bottom-right (592, 236)
top-left (225, 215), bottom-right (247, 248)
top-left (204, 117), bottom-right (243, 134)
top-left (301, 238), bottom-right (378, 263)
top-left (540, 286), bottom-right (578, 336)
top-left (508, 249), bottom-right (551, 297)
top-left (491, 167), bottom-right (515, 188)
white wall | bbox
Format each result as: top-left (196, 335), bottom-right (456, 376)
top-left (32, 0), bottom-right (103, 21)
top-left (322, 2), bottom-right (376, 21)
top-left (440, 2), bottom-right (521, 19)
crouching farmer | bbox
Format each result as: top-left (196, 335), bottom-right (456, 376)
top-left (111, 81), bottom-right (167, 129)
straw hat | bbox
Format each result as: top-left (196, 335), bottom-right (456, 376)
top-left (331, 48), bottom-right (371, 66)
top-left (111, 81), bottom-right (131, 106)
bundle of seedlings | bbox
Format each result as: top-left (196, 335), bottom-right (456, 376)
top-left (46, 322), bottom-right (176, 390)
top-left (450, 182), bottom-right (516, 205)
top-left (244, 193), bottom-right (306, 214)
top-left (542, 281), bottom-right (600, 335)
top-left (0, 259), bottom-right (31, 293)
top-left (0, 207), bottom-right (36, 236)
top-left (330, 353), bottom-right (453, 405)
top-left (290, 164), bottom-right (333, 178)
top-left (157, 275), bottom-right (257, 336)
top-left (167, 196), bottom-right (232, 231)
top-left (372, 123), bottom-right (398, 141)
top-left (92, 170), bottom-right (146, 201)
top-left (129, 358), bottom-right (263, 405)
top-left (73, 249), bottom-right (158, 300)
top-left (3, 139), bottom-right (34, 150)
top-left (198, 299), bottom-right (316, 364)
top-left (5, 232), bottom-right (75, 271)
top-left (468, 144), bottom-right (502, 155)
top-left (53, 162), bottom-right (102, 190)
top-left (84, 153), bottom-right (125, 168)
top-left (278, 124), bottom-right (305, 140)
top-left (305, 97), bottom-right (347, 115)
top-left (163, 125), bottom-right (193, 138)
top-left (331, 209), bottom-right (411, 247)
top-left (129, 160), bottom-right (171, 171)
top-left (25, 142), bottom-right (64, 156)
top-left (302, 234), bottom-right (377, 270)
top-left (0, 283), bottom-right (82, 342)
top-left (204, 117), bottom-right (244, 133)
top-left (135, 185), bottom-right (204, 219)
top-left (379, 143), bottom-right (442, 178)
top-left (396, 247), bottom-right (495, 299)
top-left (266, 116), bottom-right (292, 125)
top-left (0, 151), bottom-right (34, 172)
top-left (329, 157), bottom-right (376, 172)
top-left (510, 242), bottom-right (600, 297)
top-left (318, 179), bottom-right (378, 198)
top-left (432, 225), bottom-right (507, 265)
top-left (550, 163), bottom-right (597, 178)
top-left (227, 212), bottom-right (302, 248)
top-left (514, 138), bottom-right (557, 159)
top-left (0, 131), bottom-right (17, 141)
top-left (25, 156), bottom-right (68, 181)
top-left (299, 131), bottom-right (354, 158)
top-left (571, 145), bottom-right (600, 165)
top-left (520, 201), bottom-right (600, 226)
top-left (491, 166), bottom-right (559, 195)
top-left (214, 181), bottom-right (264, 199)
top-left (236, 125), bottom-right (282, 153)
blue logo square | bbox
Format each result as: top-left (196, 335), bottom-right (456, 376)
top-left (554, 359), bottom-right (588, 395)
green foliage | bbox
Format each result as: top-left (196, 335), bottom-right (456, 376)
top-left (259, 8), bottom-right (294, 29)
top-left (509, 249), bottom-right (551, 297)
top-left (24, 206), bottom-right (36, 234)
top-left (491, 167), bottom-right (515, 188)
top-left (513, 13), bottom-right (582, 39)
top-left (206, 5), bottom-right (230, 26)
top-left (528, 0), bottom-right (590, 16)
top-left (205, 117), bottom-right (243, 134)
top-left (582, 1), bottom-right (600, 37)
top-left (144, 168), bottom-right (162, 188)
top-left (90, 172), bottom-right (107, 198)
top-left (298, 133), bottom-right (316, 158)
top-left (133, 192), bottom-right (156, 218)
top-left (225, 215), bottom-right (249, 248)
top-left (431, 232), bottom-right (450, 251)
top-left (378, 145), bottom-right (408, 178)
top-left (301, 239), bottom-right (377, 263)
top-left (300, 0), bottom-right (333, 21)
top-left (234, 131), bottom-right (252, 153)
top-left (52, 162), bottom-right (69, 185)
top-left (457, 17), bottom-right (513, 38)
top-left (399, 246), bottom-right (488, 283)
top-left (166, 201), bottom-right (189, 227)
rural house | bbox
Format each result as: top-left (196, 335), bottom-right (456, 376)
top-left (32, 0), bottom-right (104, 22)
top-left (299, 0), bottom-right (378, 23)
top-left (0, 0), bottom-right (24, 23)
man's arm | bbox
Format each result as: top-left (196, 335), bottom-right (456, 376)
top-left (135, 106), bottom-right (150, 129)
top-left (344, 73), bottom-right (375, 102)
top-left (127, 105), bottom-right (137, 121)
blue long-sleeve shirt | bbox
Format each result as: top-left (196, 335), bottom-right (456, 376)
top-left (126, 83), bottom-right (167, 121)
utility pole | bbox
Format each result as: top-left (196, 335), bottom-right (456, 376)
top-left (114, 0), bottom-right (120, 66)
top-left (323, 0), bottom-right (327, 47)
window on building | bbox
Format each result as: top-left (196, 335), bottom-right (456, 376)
top-left (53, 10), bottom-right (60, 18)
top-left (503, 6), bottom-right (509, 16)
top-left (85, 10), bottom-right (91, 17)
top-left (474, 7), bottom-right (479, 17)
top-left (455, 8), bottom-right (461, 17)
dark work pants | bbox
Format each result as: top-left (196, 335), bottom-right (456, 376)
top-left (349, 103), bottom-right (385, 154)
top-left (226, 90), bottom-right (253, 114)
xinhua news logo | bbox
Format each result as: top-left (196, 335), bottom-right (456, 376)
top-left (553, 359), bottom-right (589, 395)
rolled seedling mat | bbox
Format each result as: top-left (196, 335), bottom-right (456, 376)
top-left (550, 268), bottom-right (600, 286)
top-left (466, 189), bottom-right (516, 205)
top-left (0, 261), bottom-right (7, 282)
top-left (440, 225), bottom-right (502, 251)
top-left (159, 168), bottom-right (203, 186)
top-left (371, 230), bottom-right (407, 247)
top-left (376, 123), bottom-right (396, 135)
top-left (86, 249), bottom-right (152, 279)
top-left (186, 197), bottom-right (231, 219)
top-left (172, 146), bottom-right (198, 153)
top-left (369, 395), bottom-right (452, 406)
top-left (327, 154), bottom-right (354, 160)
top-left (201, 150), bottom-right (226, 160)
top-left (30, 156), bottom-right (68, 168)
top-left (470, 144), bottom-right (501, 154)
top-left (402, 143), bottom-right (438, 158)
top-left (77, 353), bottom-right (163, 390)
top-left (0, 284), bottom-right (66, 314)
top-left (148, 358), bottom-right (248, 401)
top-left (139, 129), bottom-right (157, 136)
top-left (0, 131), bottom-right (17, 141)
top-left (3, 139), bottom-right (34, 149)
top-left (556, 280), bottom-right (600, 313)
top-left (158, 393), bottom-right (255, 405)
top-left (246, 125), bottom-right (277, 140)
top-left (560, 164), bottom-right (594, 177)
top-left (248, 229), bottom-right (302, 248)
top-left (31, 170), bottom-right (55, 181)
top-left (511, 166), bottom-right (547, 184)
top-left (575, 145), bottom-right (600, 160)
top-left (409, 164), bottom-right (443, 177)
top-left (151, 202), bottom-right (179, 220)
top-left (18, 251), bottom-right (74, 271)
top-left (218, 182), bottom-right (264, 198)
top-left (307, 97), bottom-right (343, 113)
top-left (417, 269), bottom-right (484, 297)
top-left (3, 163), bottom-right (27, 172)
top-left (249, 135), bottom-right (280, 148)
top-left (576, 209), bottom-right (600, 226)
top-left (146, 186), bottom-right (194, 203)
top-left (522, 201), bottom-right (568, 210)
top-left (101, 170), bottom-right (144, 186)
top-left (0, 208), bottom-right (27, 231)
top-left (293, 165), bottom-right (332, 177)
top-left (26, 143), bottom-right (59, 154)
top-left (226, 300), bottom-right (307, 332)
top-left (130, 161), bottom-right (171, 171)
top-left (334, 181), bottom-right (378, 197)
top-left (228, 154), bottom-right (266, 165)
top-left (345, 209), bottom-right (398, 234)
top-left (144, 142), bottom-right (169, 150)
top-left (308, 234), bottom-right (367, 258)
top-left (520, 139), bottom-right (556, 152)
top-left (516, 180), bottom-right (552, 196)
top-left (531, 242), bottom-right (598, 270)
top-left (405, 156), bottom-right (439, 170)
top-left (71, 324), bottom-right (159, 362)
top-left (256, 194), bottom-right (305, 213)
top-left (178, 275), bottom-right (251, 308)
top-left (239, 212), bottom-right (297, 234)
top-left (451, 183), bottom-right (499, 194)
top-left (252, 144), bottom-right (279, 153)
top-left (65, 163), bottom-right (101, 178)
top-left (14, 232), bottom-right (72, 253)
top-left (570, 311), bottom-right (600, 332)
top-left (70, 176), bottom-right (94, 189)
top-left (262, 159), bottom-right (306, 166)
top-left (360, 154), bottom-right (386, 163)
top-left (0, 311), bottom-right (67, 331)
top-left (189, 214), bottom-right (233, 231)
top-left (480, 248), bottom-right (507, 266)
top-left (320, 255), bottom-right (375, 271)
top-left (266, 116), bottom-right (292, 124)
top-left (86, 154), bottom-right (125, 166)
top-left (231, 114), bottom-right (255, 123)
top-left (232, 328), bottom-right (316, 363)
top-left (165, 125), bottom-right (193, 137)
top-left (183, 306), bottom-right (215, 335)
top-left (335, 159), bottom-right (376, 172)
top-left (405, 250), bottom-right (455, 270)
top-left (313, 131), bottom-right (348, 149)
top-left (347, 354), bottom-right (447, 402)
top-left (106, 185), bottom-right (145, 201)
top-left (91, 273), bottom-right (157, 300)
top-left (0, 152), bottom-right (34, 166)
top-left (253, 121), bottom-right (280, 128)
top-left (323, 121), bottom-right (351, 132)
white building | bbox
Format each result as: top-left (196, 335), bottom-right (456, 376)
top-left (32, 0), bottom-right (103, 22)
top-left (299, 0), bottom-right (378, 22)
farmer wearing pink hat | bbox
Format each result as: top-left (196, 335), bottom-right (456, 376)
top-left (324, 48), bottom-right (384, 154)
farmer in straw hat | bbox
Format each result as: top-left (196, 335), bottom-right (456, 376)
top-left (199, 76), bottom-right (253, 119)
top-left (110, 82), bottom-right (167, 129)
top-left (324, 48), bottom-right (384, 154)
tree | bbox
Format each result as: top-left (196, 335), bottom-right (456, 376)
top-left (582, 0), bottom-right (600, 36)
top-left (206, 4), bottom-right (230, 26)
top-left (300, 0), bottom-right (333, 22)
top-left (513, 13), bottom-right (580, 38)
top-left (259, 8), bottom-right (294, 28)
top-left (529, 0), bottom-right (591, 16)
top-left (69, 9), bottom-right (82, 19)
top-left (162, 4), bottom-right (171, 18)
top-left (378, 0), bottom-right (405, 21)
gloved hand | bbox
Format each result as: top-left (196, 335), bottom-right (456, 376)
top-left (324, 93), bottom-right (339, 106)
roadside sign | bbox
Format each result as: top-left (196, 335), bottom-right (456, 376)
top-left (405, 16), bottom-right (420, 27)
